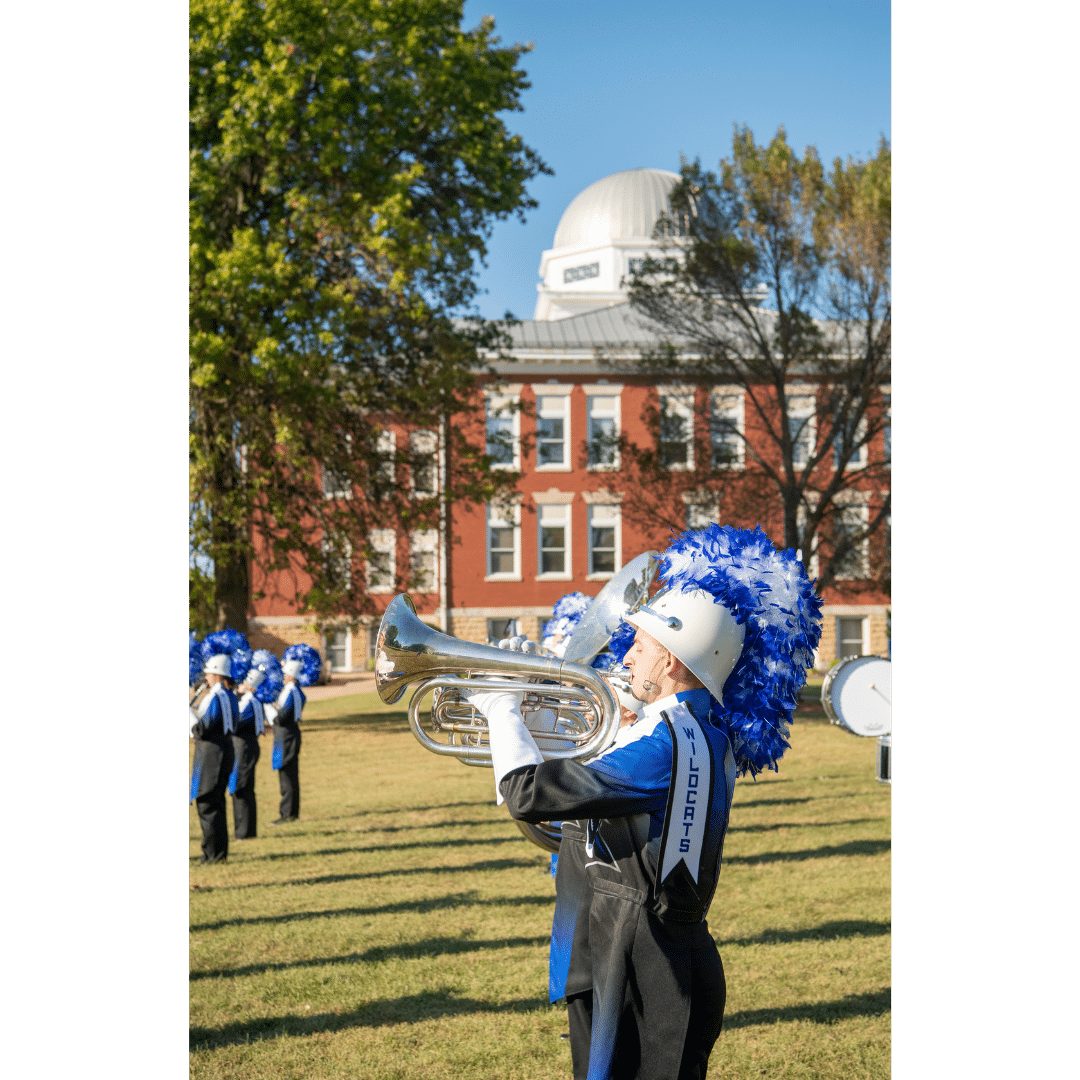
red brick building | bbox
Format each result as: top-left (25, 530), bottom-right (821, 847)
top-left (249, 169), bottom-right (890, 673)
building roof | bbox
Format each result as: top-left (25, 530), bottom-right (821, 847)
top-left (552, 168), bottom-right (681, 249)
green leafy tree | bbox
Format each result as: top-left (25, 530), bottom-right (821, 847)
top-left (622, 126), bottom-right (890, 593)
top-left (190, 0), bottom-right (547, 630)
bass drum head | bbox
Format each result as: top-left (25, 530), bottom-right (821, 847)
top-left (821, 655), bottom-right (892, 737)
top-left (516, 820), bottom-right (561, 854)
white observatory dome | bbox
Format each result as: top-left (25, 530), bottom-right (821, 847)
top-left (552, 168), bottom-right (681, 249)
top-left (533, 167), bottom-right (684, 321)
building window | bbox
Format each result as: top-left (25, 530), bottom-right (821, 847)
top-left (366, 529), bottom-right (395, 593)
top-left (564, 262), bottom-right (599, 284)
top-left (409, 529), bottom-right (438, 593)
top-left (882, 392), bottom-right (891, 465)
top-left (587, 394), bottom-right (620, 468)
top-left (410, 430), bottom-right (438, 497)
top-left (833, 499), bottom-right (870, 579)
top-left (588, 503), bottom-right (621, 577)
top-left (324, 628), bottom-right (350, 672)
top-left (837, 616), bottom-right (867, 658)
top-left (682, 492), bottom-right (719, 530)
top-left (536, 395), bottom-right (569, 469)
top-left (659, 392), bottom-right (694, 470)
top-left (367, 429), bottom-right (396, 501)
top-left (321, 462), bottom-right (350, 499)
top-left (322, 536), bottom-right (352, 590)
top-left (485, 395), bottom-right (519, 469)
top-left (786, 394), bottom-right (816, 469)
top-left (487, 617), bottom-right (519, 644)
top-left (711, 391), bottom-right (744, 469)
top-left (486, 503), bottom-right (521, 579)
top-left (537, 503), bottom-right (571, 578)
top-left (833, 416), bottom-right (868, 470)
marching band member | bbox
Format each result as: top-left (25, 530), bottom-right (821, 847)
top-left (189, 649), bottom-right (240, 865)
top-left (229, 668), bottom-right (266, 839)
top-left (268, 643), bottom-right (321, 824)
top-left (468, 525), bottom-right (822, 1080)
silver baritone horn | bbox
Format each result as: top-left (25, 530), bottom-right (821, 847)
top-left (375, 594), bottom-right (620, 767)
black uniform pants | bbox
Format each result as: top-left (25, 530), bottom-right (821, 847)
top-left (566, 950), bottom-right (726, 1080)
top-left (196, 790), bottom-right (230, 863)
top-left (230, 734), bottom-right (260, 838)
top-left (278, 757), bottom-right (300, 819)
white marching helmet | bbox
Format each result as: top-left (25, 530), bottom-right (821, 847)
top-left (203, 653), bottom-right (233, 678)
top-left (624, 588), bottom-right (746, 703)
top-left (282, 658), bottom-right (303, 678)
top-left (244, 668), bottom-right (266, 689)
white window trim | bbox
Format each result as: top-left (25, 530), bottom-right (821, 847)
top-left (835, 615), bottom-right (869, 658)
top-left (797, 492), bottom-right (820, 581)
top-left (658, 385), bottom-right (695, 472)
top-left (321, 535), bottom-right (353, 590)
top-left (486, 501), bottom-right (522, 581)
top-left (785, 388), bottom-right (817, 470)
top-left (408, 528), bottom-right (440, 595)
top-left (681, 489), bottom-right (720, 529)
top-left (586, 386), bottom-right (623, 472)
top-left (880, 383), bottom-right (891, 470)
top-left (366, 529), bottom-right (396, 594)
top-left (834, 415), bottom-right (869, 472)
top-left (409, 430), bottom-right (439, 498)
top-left (587, 502), bottom-right (622, 580)
top-left (322, 626), bottom-right (353, 673)
top-left (710, 389), bottom-right (745, 470)
top-left (485, 390), bottom-right (521, 471)
top-left (533, 388), bottom-right (572, 473)
top-left (832, 490), bottom-right (871, 580)
top-left (536, 500), bottom-right (573, 581)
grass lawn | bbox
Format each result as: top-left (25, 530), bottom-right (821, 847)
top-left (190, 681), bottom-right (890, 1079)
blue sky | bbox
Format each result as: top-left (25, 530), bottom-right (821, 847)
top-left (460, 0), bottom-right (891, 320)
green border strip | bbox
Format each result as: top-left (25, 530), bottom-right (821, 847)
top-left (3, 2), bottom-right (189, 1080)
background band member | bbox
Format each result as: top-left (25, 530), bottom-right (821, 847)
top-left (229, 667), bottom-right (267, 839)
top-left (468, 525), bottom-right (822, 1080)
top-left (269, 643), bottom-right (321, 824)
top-left (189, 651), bottom-right (240, 865)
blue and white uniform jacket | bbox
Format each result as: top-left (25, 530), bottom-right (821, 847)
top-left (271, 682), bottom-right (305, 770)
top-left (236, 692), bottom-right (266, 738)
top-left (494, 688), bottom-right (736, 1080)
top-left (189, 683), bottom-right (239, 802)
top-left (188, 683), bottom-right (238, 742)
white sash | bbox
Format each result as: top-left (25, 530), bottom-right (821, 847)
top-left (658, 701), bottom-right (713, 885)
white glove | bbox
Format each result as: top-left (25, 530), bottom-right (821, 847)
top-left (498, 635), bottom-right (541, 654)
top-left (465, 687), bottom-right (542, 804)
top-left (189, 708), bottom-right (200, 739)
top-left (263, 703), bottom-right (278, 727)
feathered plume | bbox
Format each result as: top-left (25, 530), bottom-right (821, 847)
top-left (541, 590), bottom-right (593, 640)
top-left (200, 627), bottom-right (253, 683)
top-left (590, 619), bottom-right (637, 671)
top-left (250, 648), bottom-right (284, 704)
top-left (283, 642), bottom-right (322, 687)
top-left (189, 631), bottom-right (203, 686)
top-left (657, 524), bottom-right (823, 777)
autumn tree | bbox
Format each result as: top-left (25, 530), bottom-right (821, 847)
top-left (619, 126), bottom-right (890, 593)
top-left (190, 0), bottom-right (547, 631)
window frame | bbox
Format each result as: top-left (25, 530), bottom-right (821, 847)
top-left (681, 490), bottom-right (720, 530)
top-left (321, 534), bottom-right (353, 590)
top-left (365, 529), bottom-right (396, 594)
top-left (586, 500), bottom-right (622, 580)
top-left (836, 615), bottom-right (869, 658)
top-left (322, 626), bottom-right (352, 673)
top-left (832, 492), bottom-right (871, 580)
top-left (535, 500), bottom-right (573, 581)
top-left (408, 528), bottom-right (439, 594)
top-left (658, 386), bottom-right (695, 472)
top-left (785, 390), bottom-right (817, 470)
top-left (710, 389), bottom-right (745, 470)
top-left (409, 430), bottom-right (438, 498)
top-left (485, 501), bottom-right (522, 581)
top-left (485, 391), bottom-right (521, 471)
top-left (586, 388), bottom-right (622, 471)
top-left (533, 389), bottom-right (572, 472)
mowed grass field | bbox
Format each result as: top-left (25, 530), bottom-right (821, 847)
top-left (190, 682), bottom-right (890, 1079)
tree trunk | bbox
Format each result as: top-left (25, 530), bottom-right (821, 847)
top-left (214, 546), bottom-right (250, 633)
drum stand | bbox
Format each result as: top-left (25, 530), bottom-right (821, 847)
top-left (876, 734), bottom-right (891, 784)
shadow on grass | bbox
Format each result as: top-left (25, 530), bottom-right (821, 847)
top-left (727, 817), bottom-right (880, 834)
top-left (191, 933), bottom-right (552, 982)
top-left (304, 817), bottom-right (505, 839)
top-left (191, 891), bottom-right (554, 932)
top-left (718, 919), bottom-right (890, 948)
top-left (190, 989), bottom-right (548, 1051)
top-left (724, 839), bottom-right (890, 866)
top-left (722, 987), bottom-right (890, 1029)
top-left (730, 796), bottom-right (812, 809)
top-left (301, 712), bottom-right (411, 734)
top-left (200, 857), bottom-right (545, 892)
top-left (239, 834), bottom-right (521, 863)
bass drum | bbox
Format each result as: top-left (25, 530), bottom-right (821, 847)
top-left (821, 655), bottom-right (892, 737)
top-left (516, 820), bottom-right (561, 854)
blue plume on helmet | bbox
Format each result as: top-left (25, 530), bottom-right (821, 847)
top-left (250, 648), bottom-right (284, 704)
top-left (541, 590), bottom-right (592, 640)
top-left (200, 628), bottom-right (253, 682)
top-left (189, 631), bottom-right (203, 686)
top-left (590, 620), bottom-right (637, 671)
top-left (283, 642), bottom-right (322, 687)
top-left (656, 524), bottom-right (823, 778)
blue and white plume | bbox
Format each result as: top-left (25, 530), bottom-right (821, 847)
top-left (189, 631), bottom-right (203, 686)
top-left (250, 648), bottom-right (284, 704)
top-left (541, 591), bottom-right (592, 642)
top-left (283, 642), bottom-right (322, 687)
top-left (200, 628), bottom-right (253, 682)
top-left (656, 524), bottom-right (823, 778)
